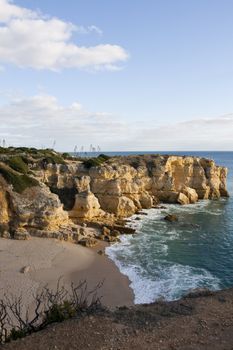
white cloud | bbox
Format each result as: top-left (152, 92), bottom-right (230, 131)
top-left (76, 25), bottom-right (103, 35)
top-left (0, 93), bottom-right (232, 151)
top-left (131, 115), bottom-right (233, 151)
top-left (0, 0), bottom-right (34, 22)
top-left (0, 0), bottom-right (128, 71)
top-left (0, 94), bottom-right (128, 149)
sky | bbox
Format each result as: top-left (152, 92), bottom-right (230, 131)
top-left (0, 0), bottom-right (233, 151)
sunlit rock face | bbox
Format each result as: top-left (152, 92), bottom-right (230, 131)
top-left (0, 177), bottom-right (79, 240)
top-left (40, 155), bottom-right (228, 219)
top-left (69, 190), bottom-right (104, 220)
top-left (88, 155), bottom-right (228, 216)
top-left (0, 154), bottom-right (228, 242)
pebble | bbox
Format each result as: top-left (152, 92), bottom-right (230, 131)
top-left (21, 265), bottom-right (31, 274)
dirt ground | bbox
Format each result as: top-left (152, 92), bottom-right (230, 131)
top-left (2, 288), bottom-right (233, 350)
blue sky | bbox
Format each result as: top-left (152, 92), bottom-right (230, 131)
top-left (0, 0), bottom-right (233, 150)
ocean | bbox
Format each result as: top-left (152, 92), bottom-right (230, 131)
top-left (102, 151), bottom-right (233, 304)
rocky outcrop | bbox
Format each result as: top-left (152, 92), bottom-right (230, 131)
top-left (0, 151), bottom-right (229, 242)
top-left (11, 184), bottom-right (70, 235)
top-left (38, 154), bottom-right (229, 220)
top-left (0, 176), bottom-right (84, 242)
top-left (69, 190), bottom-right (103, 219)
top-left (0, 179), bottom-right (10, 238)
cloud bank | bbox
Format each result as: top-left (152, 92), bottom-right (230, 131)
top-left (0, 94), bottom-right (129, 149)
top-left (0, 94), bottom-right (232, 151)
top-left (0, 0), bottom-right (129, 71)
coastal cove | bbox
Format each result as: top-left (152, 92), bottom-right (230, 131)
top-left (0, 148), bottom-right (231, 309)
top-left (0, 148), bottom-right (232, 347)
top-left (106, 151), bottom-right (233, 304)
top-left (2, 1), bottom-right (233, 347)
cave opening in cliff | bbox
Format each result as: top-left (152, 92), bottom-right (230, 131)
top-left (50, 187), bottom-right (77, 211)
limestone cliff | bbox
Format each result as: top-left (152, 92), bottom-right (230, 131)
top-left (41, 154), bottom-right (229, 219)
top-left (0, 149), bottom-right (229, 242)
top-left (0, 176), bottom-right (81, 242)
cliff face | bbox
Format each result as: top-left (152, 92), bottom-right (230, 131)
top-left (0, 176), bottom-right (81, 241)
top-left (0, 151), bottom-right (229, 242)
top-left (41, 155), bottom-right (229, 219)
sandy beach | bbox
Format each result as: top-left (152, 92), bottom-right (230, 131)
top-left (0, 237), bottom-right (134, 309)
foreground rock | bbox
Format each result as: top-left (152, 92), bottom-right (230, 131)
top-left (3, 287), bottom-right (233, 350)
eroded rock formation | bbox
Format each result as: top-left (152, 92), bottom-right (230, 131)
top-left (0, 176), bottom-right (82, 241)
top-left (0, 151), bottom-right (229, 242)
top-left (41, 155), bottom-right (229, 220)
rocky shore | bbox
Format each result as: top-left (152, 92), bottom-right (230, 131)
top-left (0, 148), bottom-right (229, 246)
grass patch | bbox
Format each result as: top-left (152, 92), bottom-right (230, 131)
top-left (7, 156), bottom-right (29, 174)
top-left (0, 147), bottom-right (67, 164)
top-left (0, 164), bottom-right (39, 193)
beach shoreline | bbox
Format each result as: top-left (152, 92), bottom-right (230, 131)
top-left (0, 237), bottom-right (134, 309)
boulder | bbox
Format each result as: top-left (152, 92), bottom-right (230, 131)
top-left (78, 237), bottom-right (98, 247)
top-left (110, 230), bottom-right (121, 237)
top-left (164, 214), bottom-right (178, 222)
top-left (69, 191), bottom-right (103, 219)
top-left (139, 192), bottom-right (153, 209)
top-left (97, 195), bottom-right (136, 218)
top-left (182, 187), bottom-right (198, 204)
top-left (102, 226), bottom-right (111, 236)
top-left (177, 192), bottom-right (189, 205)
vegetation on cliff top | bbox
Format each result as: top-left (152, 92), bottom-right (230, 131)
top-left (83, 154), bottom-right (111, 168)
top-left (0, 164), bottom-right (39, 193)
top-left (0, 147), bottom-right (113, 171)
top-left (0, 147), bottom-right (67, 170)
top-left (6, 156), bottom-right (29, 174)
top-left (0, 147), bottom-right (113, 193)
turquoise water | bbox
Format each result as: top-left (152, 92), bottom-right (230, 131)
top-left (106, 152), bottom-right (233, 303)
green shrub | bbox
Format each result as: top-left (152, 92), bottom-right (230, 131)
top-left (130, 160), bottom-right (140, 169)
top-left (14, 147), bottom-right (31, 153)
top-left (83, 154), bottom-right (111, 169)
top-left (44, 301), bottom-right (76, 324)
top-left (0, 147), bottom-right (10, 155)
top-left (7, 156), bottom-right (29, 174)
top-left (8, 329), bottom-right (27, 342)
top-left (83, 158), bottom-right (103, 169)
top-left (62, 152), bottom-right (71, 159)
top-left (0, 165), bottom-right (39, 193)
top-left (98, 154), bottom-right (110, 161)
top-left (41, 154), bottom-right (66, 165)
top-left (0, 147), bottom-right (67, 164)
